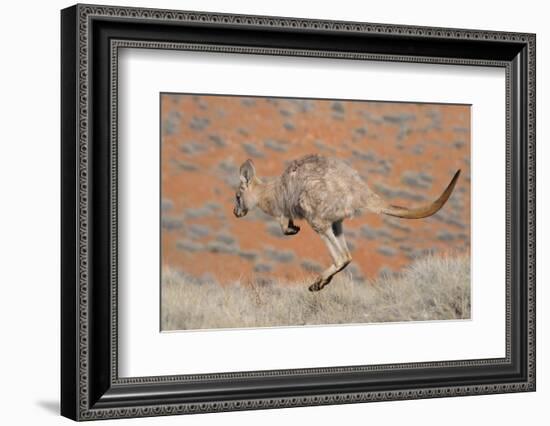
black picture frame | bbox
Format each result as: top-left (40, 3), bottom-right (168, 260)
top-left (61, 3), bottom-right (536, 421)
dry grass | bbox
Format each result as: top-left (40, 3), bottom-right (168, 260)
top-left (161, 253), bottom-right (470, 331)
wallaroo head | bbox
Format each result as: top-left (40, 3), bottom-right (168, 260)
top-left (233, 159), bottom-right (258, 218)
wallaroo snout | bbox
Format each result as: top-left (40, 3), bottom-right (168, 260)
top-left (233, 154), bottom-right (461, 292)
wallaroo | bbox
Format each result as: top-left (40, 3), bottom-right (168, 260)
top-left (233, 154), bottom-right (461, 292)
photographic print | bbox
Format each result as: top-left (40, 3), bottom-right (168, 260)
top-left (160, 94), bottom-right (471, 331)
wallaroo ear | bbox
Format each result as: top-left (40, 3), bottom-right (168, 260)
top-left (239, 159), bottom-right (256, 184)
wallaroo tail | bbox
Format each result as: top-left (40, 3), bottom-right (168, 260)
top-left (233, 154), bottom-right (462, 292)
top-left (381, 170), bottom-right (461, 219)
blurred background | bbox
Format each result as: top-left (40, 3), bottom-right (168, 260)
top-left (160, 94), bottom-right (470, 285)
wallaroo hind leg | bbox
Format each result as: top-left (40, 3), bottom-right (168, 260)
top-left (309, 220), bottom-right (352, 292)
top-left (332, 220), bottom-right (352, 261)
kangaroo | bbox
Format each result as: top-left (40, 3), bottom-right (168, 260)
top-left (233, 154), bottom-right (460, 292)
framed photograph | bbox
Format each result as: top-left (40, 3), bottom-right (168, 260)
top-left (61, 4), bottom-right (536, 421)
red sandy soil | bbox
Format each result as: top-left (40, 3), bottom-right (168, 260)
top-left (160, 94), bottom-right (470, 285)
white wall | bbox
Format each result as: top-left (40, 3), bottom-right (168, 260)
top-left (0, 0), bottom-right (546, 424)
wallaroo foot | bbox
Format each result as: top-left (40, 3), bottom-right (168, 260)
top-left (309, 277), bottom-right (328, 292)
top-left (284, 224), bottom-right (300, 235)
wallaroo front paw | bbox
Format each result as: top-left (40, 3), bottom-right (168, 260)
top-left (308, 278), bottom-right (325, 292)
top-left (284, 225), bottom-right (300, 235)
